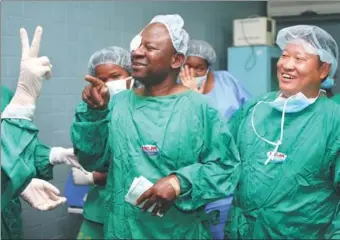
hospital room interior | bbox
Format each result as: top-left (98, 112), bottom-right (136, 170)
top-left (1, 0), bottom-right (340, 239)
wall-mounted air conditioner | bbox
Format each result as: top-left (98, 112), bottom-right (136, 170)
top-left (267, 1), bottom-right (340, 18)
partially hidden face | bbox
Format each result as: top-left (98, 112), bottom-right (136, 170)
top-left (94, 63), bottom-right (131, 89)
top-left (277, 42), bottom-right (330, 97)
top-left (184, 56), bottom-right (209, 77)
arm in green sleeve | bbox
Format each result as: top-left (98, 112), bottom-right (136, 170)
top-left (227, 93), bottom-right (277, 141)
top-left (173, 106), bottom-right (241, 211)
top-left (1, 86), bottom-right (14, 111)
top-left (227, 106), bottom-right (246, 140)
top-left (70, 102), bottom-right (111, 172)
top-left (327, 137), bottom-right (340, 239)
top-left (1, 119), bottom-right (39, 209)
top-left (34, 142), bottom-right (53, 181)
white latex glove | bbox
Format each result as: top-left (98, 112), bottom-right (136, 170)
top-left (20, 178), bottom-right (66, 211)
top-left (49, 147), bottom-right (81, 168)
top-left (72, 167), bottom-right (94, 185)
top-left (10, 26), bottom-right (52, 106)
top-left (2, 26), bottom-right (52, 121)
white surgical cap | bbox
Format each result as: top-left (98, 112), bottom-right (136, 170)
top-left (149, 14), bottom-right (189, 55)
top-left (131, 14), bottom-right (189, 55)
top-left (88, 46), bottom-right (131, 76)
top-left (186, 40), bottom-right (217, 65)
top-left (276, 25), bottom-right (339, 78)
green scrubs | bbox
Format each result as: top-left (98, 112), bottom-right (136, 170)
top-left (332, 94), bottom-right (340, 104)
top-left (1, 86), bottom-right (53, 239)
top-left (77, 185), bottom-right (106, 239)
top-left (225, 92), bottom-right (340, 239)
top-left (71, 89), bottom-right (241, 239)
top-left (77, 105), bottom-right (111, 240)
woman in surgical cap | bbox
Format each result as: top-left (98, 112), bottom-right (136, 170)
top-left (224, 25), bottom-right (340, 239)
top-left (72, 46), bottom-right (133, 240)
top-left (179, 39), bottom-right (251, 119)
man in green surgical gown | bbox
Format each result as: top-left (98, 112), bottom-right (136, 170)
top-left (71, 14), bottom-right (241, 239)
top-left (332, 94), bottom-right (340, 104)
top-left (224, 25), bottom-right (340, 239)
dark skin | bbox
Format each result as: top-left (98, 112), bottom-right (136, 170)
top-left (81, 24), bottom-right (185, 216)
top-left (83, 63), bottom-right (130, 185)
top-left (136, 175), bottom-right (179, 216)
top-left (95, 63), bottom-right (132, 88)
top-left (179, 56), bottom-right (215, 94)
top-left (82, 64), bottom-right (130, 109)
top-left (92, 171), bottom-right (107, 186)
top-left (325, 89), bottom-right (334, 98)
top-left (131, 23), bottom-right (186, 97)
top-left (82, 23), bottom-right (187, 107)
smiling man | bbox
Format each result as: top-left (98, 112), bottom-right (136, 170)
top-left (224, 25), bottom-right (340, 239)
top-left (71, 14), bottom-right (241, 239)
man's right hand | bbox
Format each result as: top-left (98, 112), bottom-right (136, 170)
top-left (83, 75), bottom-right (110, 110)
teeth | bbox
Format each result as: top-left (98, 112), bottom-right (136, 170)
top-left (282, 73), bottom-right (293, 79)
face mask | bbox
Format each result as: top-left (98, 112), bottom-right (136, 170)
top-left (251, 91), bottom-right (320, 165)
top-left (105, 77), bottom-right (134, 96)
top-left (320, 77), bottom-right (335, 90)
top-left (268, 92), bottom-right (319, 113)
top-left (194, 69), bottom-right (209, 88)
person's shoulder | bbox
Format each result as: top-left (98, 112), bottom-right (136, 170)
top-left (113, 89), bottom-right (132, 100)
top-left (1, 85), bottom-right (14, 97)
top-left (185, 90), bottom-right (215, 107)
top-left (213, 70), bottom-right (233, 77)
top-left (331, 94), bottom-right (340, 104)
top-left (322, 96), bottom-right (340, 118)
top-left (239, 91), bottom-right (277, 111)
top-left (315, 96), bottom-right (340, 133)
top-left (319, 95), bottom-right (340, 110)
top-left (108, 89), bottom-right (132, 108)
top-left (213, 70), bottom-right (235, 82)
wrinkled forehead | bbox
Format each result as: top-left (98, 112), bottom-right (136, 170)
top-left (284, 39), bottom-right (318, 56)
top-left (141, 23), bottom-right (171, 43)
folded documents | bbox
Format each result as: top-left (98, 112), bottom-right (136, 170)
top-left (125, 176), bottom-right (163, 217)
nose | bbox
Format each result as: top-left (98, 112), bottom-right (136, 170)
top-left (281, 58), bottom-right (295, 71)
top-left (131, 45), bottom-right (145, 58)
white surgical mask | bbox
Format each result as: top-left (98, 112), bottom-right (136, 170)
top-left (105, 77), bottom-right (134, 96)
top-left (251, 91), bottom-right (321, 165)
top-left (194, 69), bottom-right (209, 88)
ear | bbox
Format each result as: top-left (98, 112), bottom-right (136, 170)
top-left (319, 63), bottom-right (331, 80)
top-left (171, 53), bottom-right (185, 69)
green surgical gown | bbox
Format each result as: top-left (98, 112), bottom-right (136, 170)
top-left (77, 176), bottom-right (107, 239)
top-left (1, 86), bottom-right (53, 239)
top-left (71, 89), bottom-right (241, 239)
top-left (77, 109), bottom-right (111, 238)
top-left (332, 94), bottom-right (340, 104)
top-left (224, 92), bottom-right (340, 239)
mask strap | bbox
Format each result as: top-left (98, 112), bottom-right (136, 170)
top-left (129, 78), bottom-right (135, 89)
top-left (251, 101), bottom-right (278, 146)
top-left (264, 99), bottom-right (287, 165)
top-left (205, 68), bottom-right (209, 77)
top-left (251, 99), bottom-right (288, 165)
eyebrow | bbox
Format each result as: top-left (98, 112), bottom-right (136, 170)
top-left (97, 71), bottom-right (119, 80)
